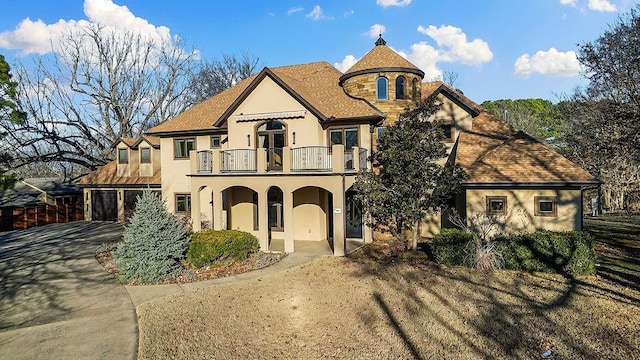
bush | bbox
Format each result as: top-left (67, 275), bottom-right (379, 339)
top-left (430, 228), bottom-right (476, 267)
top-left (495, 230), bottom-right (596, 276)
top-left (186, 229), bottom-right (259, 267)
top-left (114, 191), bottom-right (189, 284)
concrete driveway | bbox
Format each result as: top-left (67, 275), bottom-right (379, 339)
top-left (0, 221), bottom-right (137, 360)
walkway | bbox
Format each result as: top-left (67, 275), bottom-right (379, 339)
top-left (0, 222), bottom-right (137, 360)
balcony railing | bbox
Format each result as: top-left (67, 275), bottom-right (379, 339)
top-left (198, 150), bottom-right (213, 173)
top-left (192, 145), bottom-right (367, 175)
top-left (221, 149), bottom-right (256, 172)
top-left (291, 146), bottom-right (332, 171)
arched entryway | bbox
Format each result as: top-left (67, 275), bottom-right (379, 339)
top-left (345, 187), bottom-right (363, 239)
top-left (266, 186), bottom-right (284, 250)
top-left (198, 186), bottom-right (214, 230)
top-left (292, 186), bottom-right (333, 254)
top-left (221, 186), bottom-right (258, 234)
top-left (256, 120), bottom-right (286, 171)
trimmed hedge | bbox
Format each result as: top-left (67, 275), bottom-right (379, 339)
top-left (430, 229), bottom-right (596, 276)
top-left (187, 229), bottom-right (259, 267)
top-left (494, 231), bottom-right (596, 276)
top-left (430, 228), bottom-right (476, 267)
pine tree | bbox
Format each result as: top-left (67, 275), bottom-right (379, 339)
top-left (114, 190), bottom-right (189, 283)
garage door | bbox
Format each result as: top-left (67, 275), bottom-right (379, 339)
top-left (91, 190), bottom-right (117, 221)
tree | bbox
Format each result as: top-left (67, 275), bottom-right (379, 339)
top-left (0, 54), bottom-right (25, 189)
top-left (481, 99), bottom-right (566, 145)
top-left (561, 5), bottom-right (640, 211)
top-left (189, 51), bottom-right (260, 104)
top-left (353, 95), bottom-right (467, 251)
top-left (114, 190), bottom-right (189, 284)
top-left (0, 24), bottom-right (199, 175)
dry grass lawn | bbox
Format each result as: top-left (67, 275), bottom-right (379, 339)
top-left (137, 251), bottom-right (640, 359)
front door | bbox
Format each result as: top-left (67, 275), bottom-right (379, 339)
top-left (257, 121), bottom-right (286, 171)
top-left (345, 190), bottom-right (363, 239)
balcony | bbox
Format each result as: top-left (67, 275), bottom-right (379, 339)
top-left (192, 145), bottom-right (368, 175)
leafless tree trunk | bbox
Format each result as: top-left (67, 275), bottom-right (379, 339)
top-left (1, 24), bottom-right (198, 174)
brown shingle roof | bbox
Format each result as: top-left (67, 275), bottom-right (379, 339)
top-left (422, 81), bottom-right (482, 116)
top-left (120, 138), bottom-right (138, 148)
top-left (341, 44), bottom-right (424, 78)
top-left (77, 161), bottom-right (161, 186)
top-left (455, 112), bottom-right (598, 184)
top-left (147, 62), bottom-right (382, 134)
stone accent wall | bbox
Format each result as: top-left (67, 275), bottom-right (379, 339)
top-left (342, 71), bottom-right (422, 126)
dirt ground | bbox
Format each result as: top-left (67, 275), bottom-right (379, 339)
top-left (136, 248), bottom-right (640, 359)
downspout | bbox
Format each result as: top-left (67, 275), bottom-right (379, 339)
top-left (342, 172), bottom-right (346, 256)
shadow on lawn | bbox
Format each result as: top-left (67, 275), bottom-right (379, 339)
top-left (348, 244), bottom-right (640, 359)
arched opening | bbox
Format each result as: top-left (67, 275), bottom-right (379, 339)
top-left (292, 186), bottom-right (333, 254)
top-left (376, 77), bottom-right (388, 101)
top-left (345, 187), bottom-right (363, 239)
top-left (395, 76), bottom-right (406, 99)
top-left (256, 120), bottom-right (286, 171)
top-left (198, 186), bottom-right (214, 230)
top-left (221, 186), bottom-right (258, 234)
top-left (266, 186), bottom-right (284, 251)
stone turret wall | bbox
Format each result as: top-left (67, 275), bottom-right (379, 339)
top-left (341, 71), bottom-right (422, 126)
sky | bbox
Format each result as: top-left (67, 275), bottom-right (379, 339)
top-left (0, 0), bottom-right (635, 103)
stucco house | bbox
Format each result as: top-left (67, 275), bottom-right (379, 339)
top-left (79, 36), bottom-right (599, 255)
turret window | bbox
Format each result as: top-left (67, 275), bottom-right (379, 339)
top-left (376, 77), bottom-right (388, 101)
top-left (395, 76), bottom-right (406, 99)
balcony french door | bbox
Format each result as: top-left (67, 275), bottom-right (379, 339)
top-left (257, 120), bottom-right (286, 171)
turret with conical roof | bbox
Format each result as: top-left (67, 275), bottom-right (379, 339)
top-left (339, 36), bottom-right (425, 125)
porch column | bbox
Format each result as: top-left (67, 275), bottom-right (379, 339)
top-left (364, 213), bottom-right (373, 243)
top-left (333, 190), bottom-right (345, 256)
top-left (213, 189), bottom-right (224, 231)
top-left (258, 189), bottom-right (269, 251)
top-left (284, 190), bottom-right (294, 253)
top-left (191, 187), bottom-right (202, 232)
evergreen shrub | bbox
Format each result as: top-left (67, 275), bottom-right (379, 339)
top-left (430, 228), bottom-right (476, 267)
top-left (494, 231), bottom-right (596, 275)
top-left (186, 229), bottom-right (259, 267)
top-left (114, 190), bottom-right (188, 284)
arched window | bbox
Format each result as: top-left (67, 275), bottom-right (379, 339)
top-left (395, 76), bottom-right (405, 99)
top-left (412, 78), bottom-right (419, 102)
top-left (376, 77), bottom-right (388, 101)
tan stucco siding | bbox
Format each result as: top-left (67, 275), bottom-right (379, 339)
top-left (229, 187), bottom-right (257, 237)
top-left (227, 77), bottom-right (325, 149)
top-left (465, 188), bottom-right (583, 233)
top-left (293, 187), bottom-right (327, 241)
top-left (160, 137), bottom-right (191, 212)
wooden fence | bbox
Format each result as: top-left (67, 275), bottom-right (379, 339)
top-left (0, 202), bottom-right (84, 232)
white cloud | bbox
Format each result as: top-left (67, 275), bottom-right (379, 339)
top-left (365, 24), bottom-right (386, 38)
top-left (513, 48), bottom-right (581, 78)
top-left (560, 0), bottom-right (577, 6)
top-left (376, 0), bottom-right (412, 7)
top-left (588, 0), bottom-right (617, 12)
top-left (306, 5), bottom-right (325, 20)
top-left (287, 7), bottom-right (304, 15)
top-left (344, 10), bottom-right (355, 18)
top-left (416, 25), bottom-right (493, 65)
top-left (334, 55), bottom-right (359, 72)
top-left (0, 0), bottom-right (175, 56)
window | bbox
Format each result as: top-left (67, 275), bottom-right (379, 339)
top-left (440, 122), bottom-right (455, 142)
top-left (210, 135), bottom-right (221, 148)
top-left (140, 148), bottom-right (151, 163)
top-left (486, 196), bottom-right (507, 215)
top-left (118, 148), bottom-right (128, 164)
top-left (535, 196), bottom-right (557, 217)
top-left (175, 193), bottom-right (191, 213)
top-left (376, 77), bottom-right (388, 101)
top-left (377, 126), bottom-right (387, 139)
top-left (329, 128), bottom-right (359, 149)
top-left (174, 138), bottom-right (195, 158)
top-left (395, 76), bottom-right (406, 99)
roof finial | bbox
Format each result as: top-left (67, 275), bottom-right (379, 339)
top-left (375, 34), bottom-right (386, 46)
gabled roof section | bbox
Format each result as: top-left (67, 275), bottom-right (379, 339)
top-left (148, 62), bottom-right (383, 134)
top-left (455, 112), bottom-right (599, 185)
top-left (422, 81), bottom-right (482, 117)
top-left (119, 137), bottom-right (138, 148)
top-left (76, 161), bottom-right (161, 187)
top-left (134, 135), bottom-right (161, 149)
top-left (339, 39), bottom-right (424, 84)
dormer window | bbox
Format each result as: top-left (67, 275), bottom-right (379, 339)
top-left (440, 121), bottom-right (455, 143)
top-left (118, 148), bottom-right (128, 164)
top-left (376, 77), bottom-right (388, 101)
top-left (395, 76), bottom-right (405, 99)
top-left (140, 148), bottom-right (151, 164)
